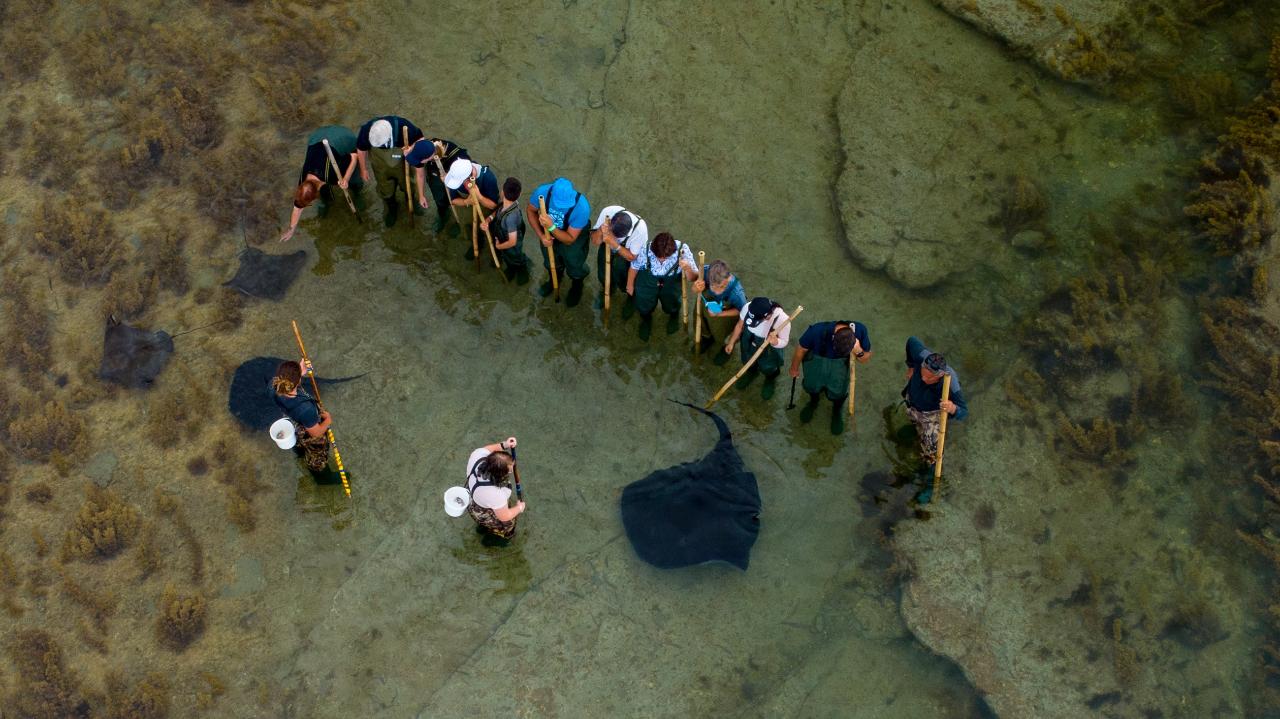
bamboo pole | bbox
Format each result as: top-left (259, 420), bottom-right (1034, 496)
top-left (320, 139), bottom-right (357, 216)
top-left (471, 190), bottom-right (506, 280)
top-left (706, 305), bottom-right (803, 409)
top-left (291, 320), bottom-right (350, 498)
top-left (848, 352), bottom-right (857, 429)
top-left (603, 240), bottom-right (612, 323)
top-left (469, 192), bottom-right (481, 271)
top-left (401, 126), bottom-right (414, 223)
top-left (432, 148), bottom-right (463, 230)
top-left (681, 273), bottom-right (688, 333)
top-left (932, 373), bottom-right (952, 498)
top-left (539, 195), bottom-right (560, 301)
top-left (693, 250), bottom-right (706, 352)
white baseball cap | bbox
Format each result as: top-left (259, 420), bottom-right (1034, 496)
top-left (368, 119), bottom-right (393, 148)
top-left (444, 486), bottom-right (471, 517)
top-left (444, 159), bottom-right (474, 190)
top-left (269, 418), bottom-right (297, 450)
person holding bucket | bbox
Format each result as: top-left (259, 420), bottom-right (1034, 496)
top-left (445, 437), bottom-right (525, 541)
top-left (270, 359), bottom-right (333, 478)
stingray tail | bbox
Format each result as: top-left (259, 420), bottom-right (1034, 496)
top-left (667, 399), bottom-right (731, 441)
top-left (318, 372), bottom-right (369, 385)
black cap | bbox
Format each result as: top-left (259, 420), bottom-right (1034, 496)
top-left (924, 352), bottom-right (947, 373)
top-left (746, 297), bottom-right (774, 327)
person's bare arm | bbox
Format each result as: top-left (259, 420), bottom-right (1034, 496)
top-left (495, 229), bottom-right (518, 251)
top-left (304, 411), bottom-right (332, 438)
top-left (357, 149), bottom-right (370, 181)
top-left (725, 319), bottom-right (745, 354)
top-left (790, 346), bottom-right (808, 378)
top-left (415, 167), bottom-right (429, 208)
top-left (550, 225), bottom-right (582, 246)
top-left (280, 204), bottom-right (304, 242)
top-left (626, 267), bottom-right (638, 295)
top-left (340, 154), bottom-right (357, 188)
top-left (527, 204), bottom-right (552, 247)
top-left (494, 502), bottom-right (525, 521)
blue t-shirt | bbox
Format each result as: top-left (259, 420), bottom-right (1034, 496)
top-left (902, 336), bottom-right (967, 420)
top-left (799, 321), bottom-right (871, 360)
top-left (528, 178), bottom-right (590, 231)
top-left (406, 137), bottom-right (469, 172)
top-left (700, 266), bottom-right (747, 310)
top-left (271, 383), bottom-right (321, 428)
top-left (447, 165), bottom-right (501, 205)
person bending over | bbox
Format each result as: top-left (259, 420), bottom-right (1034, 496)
top-left (626, 232), bottom-right (698, 339)
top-left (271, 360), bottom-right (333, 478)
top-left (465, 437), bottom-right (526, 541)
top-left (789, 320), bottom-right (872, 433)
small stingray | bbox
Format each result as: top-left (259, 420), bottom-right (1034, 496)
top-left (99, 318), bottom-right (174, 388)
top-left (228, 356), bottom-right (365, 430)
top-left (224, 247), bottom-right (308, 301)
top-left (620, 402), bottom-right (761, 570)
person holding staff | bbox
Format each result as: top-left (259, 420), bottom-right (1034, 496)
top-left (901, 336), bottom-right (967, 502)
top-left (407, 136), bottom-right (471, 232)
top-left (724, 297), bottom-right (792, 399)
top-left (465, 436), bottom-right (526, 543)
top-left (280, 125), bottom-right (360, 242)
top-left (527, 177), bottom-right (592, 306)
top-left (354, 115), bottom-right (425, 227)
top-left (591, 205), bottom-right (648, 311)
top-left (489, 177), bottom-right (530, 283)
top-left (692, 259), bottom-right (748, 349)
top-left (271, 360), bottom-right (334, 479)
top-left (790, 320), bottom-right (872, 433)
top-left (626, 232), bottom-right (698, 339)
top-left (444, 159), bottom-right (501, 261)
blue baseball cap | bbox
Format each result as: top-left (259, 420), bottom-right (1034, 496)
top-left (406, 140), bottom-right (437, 167)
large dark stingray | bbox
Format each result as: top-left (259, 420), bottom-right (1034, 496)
top-left (99, 318), bottom-right (174, 388)
top-left (224, 247), bottom-right (308, 301)
top-left (228, 356), bottom-right (365, 431)
top-left (620, 402), bottom-right (761, 570)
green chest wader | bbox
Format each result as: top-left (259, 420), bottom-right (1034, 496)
top-left (541, 194), bottom-right (590, 280)
top-left (369, 145), bottom-right (405, 201)
top-left (802, 352), bottom-right (850, 400)
top-left (742, 331), bottom-right (785, 375)
top-left (634, 245), bottom-right (685, 315)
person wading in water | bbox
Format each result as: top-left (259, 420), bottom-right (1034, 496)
top-left (465, 437), bottom-right (526, 544)
top-left (271, 360), bottom-right (334, 480)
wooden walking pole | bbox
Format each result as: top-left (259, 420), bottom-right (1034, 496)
top-left (471, 191), bottom-right (506, 281)
top-left (931, 373), bottom-right (952, 499)
top-left (432, 149), bottom-right (464, 230)
top-left (848, 353), bottom-right (857, 429)
top-left (693, 250), bottom-right (706, 352)
top-left (401, 126), bottom-right (415, 223)
top-left (468, 193), bottom-right (481, 270)
top-left (291, 320), bottom-right (351, 498)
top-left (706, 305), bottom-right (803, 409)
top-left (603, 244), bottom-right (612, 321)
top-left (681, 273), bottom-right (688, 333)
top-left (539, 195), bottom-right (560, 301)
top-left (321, 139), bottom-right (357, 216)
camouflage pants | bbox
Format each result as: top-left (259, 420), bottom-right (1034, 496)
top-left (294, 427), bottom-right (330, 472)
top-left (469, 505), bottom-right (516, 539)
top-left (906, 406), bottom-right (942, 465)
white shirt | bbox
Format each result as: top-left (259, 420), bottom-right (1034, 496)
top-left (739, 305), bottom-right (791, 348)
top-left (465, 448), bottom-right (511, 510)
top-left (592, 206), bottom-right (649, 256)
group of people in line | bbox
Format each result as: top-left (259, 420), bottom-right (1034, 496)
top-left (269, 115), bottom-right (971, 539)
